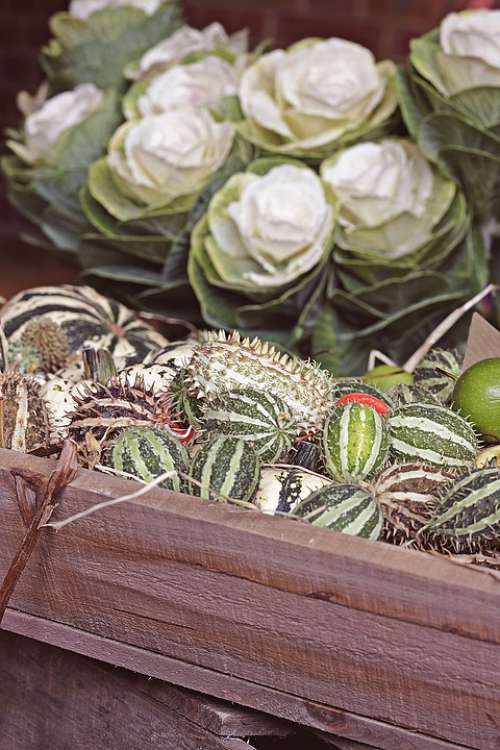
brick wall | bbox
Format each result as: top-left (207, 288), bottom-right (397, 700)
top-left (0, 0), bottom-right (496, 287)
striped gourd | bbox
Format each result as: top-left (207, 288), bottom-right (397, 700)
top-left (389, 402), bottom-right (477, 468)
top-left (292, 484), bottom-right (383, 540)
top-left (202, 388), bottom-right (296, 462)
top-left (333, 379), bottom-right (394, 409)
top-left (185, 330), bottom-right (336, 434)
top-left (105, 426), bottom-right (188, 492)
top-left (371, 463), bottom-right (455, 545)
top-left (322, 403), bottom-right (389, 482)
top-left (254, 466), bottom-right (331, 515)
top-left (424, 468), bottom-right (500, 552)
top-left (144, 340), bottom-right (198, 370)
top-left (0, 285), bottom-right (167, 368)
top-left (189, 436), bottom-right (260, 502)
top-left (413, 349), bottom-right (461, 405)
top-left (390, 383), bottom-right (440, 407)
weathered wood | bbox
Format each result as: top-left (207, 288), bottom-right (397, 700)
top-left (3, 610), bottom-right (470, 750)
top-left (0, 449), bottom-right (499, 750)
top-left (0, 630), bottom-right (269, 750)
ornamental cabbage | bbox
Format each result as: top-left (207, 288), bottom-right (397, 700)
top-left (93, 108), bottom-right (235, 216)
top-left (188, 159), bottom-right (336, 343)
top-left (238, 38), bottom-right (399, 159)
top-left (123, 55), bottom-right (240, 120)
top-left (399, 9), bottom-right (500, 220)
top-left (2, 85), bottom-right (121, 254)
top-left (312, 138), bottom-right (488, 374)
top-left (41, 0), bottom-right (183, 91)
top-left (127, 22), bottom-right (249, 80)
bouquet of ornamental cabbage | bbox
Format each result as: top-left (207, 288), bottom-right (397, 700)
top-left (80, 104), bottom-right (253, 319)
top-left (398, 8), bottom-right (500, 222)
top-left (312, 137), bottom-right (488, 374)
top-left (188, 158), bottom-right (337, 347)
top-left (41, 0), bottom-right (183, 92)
top-left (2, 83), bottom-right (122, 255)
top-left (238, 37), bottom-right (399, 160)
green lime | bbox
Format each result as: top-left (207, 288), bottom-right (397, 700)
top-left (363, 365), bottom-right (413, 392)
top-left (452, 358), bottom-right (500, 442)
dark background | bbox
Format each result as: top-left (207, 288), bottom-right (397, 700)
top-left (0, 0), bottom-right (493, 296)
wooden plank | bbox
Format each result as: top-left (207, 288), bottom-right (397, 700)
top-left (1, 449), bottom-right (499, 750)
top-left (0, 630), bottom-right (260, 750)
top-left (1, 605), bottom-right (483, 750)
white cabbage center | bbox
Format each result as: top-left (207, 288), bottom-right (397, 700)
top-left (441, 10), bottom-right (500, 69)
top-left (322, 140), bottom-right (433, 227)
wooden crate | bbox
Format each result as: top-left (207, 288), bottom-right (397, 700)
top-left (0, 630), bottom-right (296, 750)
top-left (1, 448), bottom-right (499, 750)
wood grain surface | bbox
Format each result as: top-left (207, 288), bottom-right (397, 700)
top-left (0, 629), bottom-right (282, 750)
top-left (0, 449), bottom-right (499, 750)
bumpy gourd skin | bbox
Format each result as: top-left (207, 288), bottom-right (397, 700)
top-left (453, 358), bottom-right (500, 442)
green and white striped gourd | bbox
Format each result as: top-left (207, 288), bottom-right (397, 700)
top-left (389, 402), bottom-right (477, 469)
top-left (254, 466), bottom-right (331, 514)
top-left (322, 403), bottom-right (389, 482)
top-left (413, 349), bottom-right (461, 404)
top-left (333, 379), bottom-right (394, 408)
top-left (390, 383), bottom-right (440, 407)
top-left (188, 436), bottom-right (260, 502)
top-left (105, 426), bottom-right (189, 492)
top-left (0, 285), bottom-right (167, 367)
top-left (202, 388), bottom-right (296, 462)
top-left (424, 468), bottom-right (500, 552)
top-left (292, 484), bottom-right (383, 540)
top-left (185, 331), bottom-right (335, 434)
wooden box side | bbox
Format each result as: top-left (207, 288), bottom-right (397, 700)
top-left (1, 449), bottom-right (499, 750)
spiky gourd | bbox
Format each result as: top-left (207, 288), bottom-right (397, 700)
top-left (390, 383), bottom-right (440, 407)
top-left (389, 402), bottom-right (477, 469)
top-left (371, 463), bottom-right (455, 545)
top-left (0, 285), bottom-right (167, 368)
top-left (202, 388), bottom-right (296, 462)
top-left (0, 372), bottom-right (51, 452)
top-left (188, 436), bottom-right (260, 502)
top-left (105, 426), bottom-right (188, 493)
top-left (292, 483), bottom-right (383, 540)
top-left (413, 348), bottom-right (461, 405)
top-left (424, 468), bottom-right (500, 552)
top-left (8, 318), bottom-right (74, 375)
top-left (185, 331), bottom-right (335, 434)
top-left (67, 378), bottom-right (174, 466)
top-left (333, 379), bottom-right (394, 409)
top-left (253, 466), bottom-right (330, 514)
top-left (322, 403), bottom-right (389, 482)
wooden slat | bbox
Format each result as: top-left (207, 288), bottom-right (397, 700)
top-left (0, 449), bottom-right (499, 750)
top-left (2, 611), bottom-right (469, 750)
top-left (0, 630), bottom-right (260, 750)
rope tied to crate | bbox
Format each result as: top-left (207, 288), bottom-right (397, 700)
top-left (0, 440), bottom-right (78, 625)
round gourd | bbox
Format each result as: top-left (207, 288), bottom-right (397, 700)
top-left (1, 285), bottom-right (167, 367)
top-left (188, 436), bottom-right (260, 502)
top-left (322, 402), bottom-right (389, 482)
top-left (254, 466), bottom-right (331, 515)
top-left (424, 468), bottom-right (500, 552)
top-left (413, 349), bottom-right (460, 404)
top-left (390, 383), bottom-right (440, 406)
top-left (389, 402), bottom-right (477, 468)
top-left (292, 484), bottom-right (383, 540)
top-left (202, 388), bottom-right (296, 462)
top-left (452, 358), bottom-right (500, 442)
top-left (105, 426), bottom-right (189, 492)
